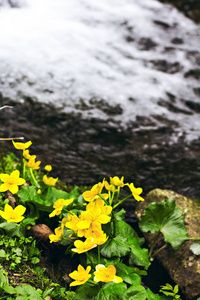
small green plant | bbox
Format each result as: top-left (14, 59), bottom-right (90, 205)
top-left (0, 268), bottom-right (16, 299)
top-left (0, 235), bottom-right (40, 270)
top-left (160, 283), bottom-right (181, 299)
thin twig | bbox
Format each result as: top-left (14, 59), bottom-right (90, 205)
top-left (151, 244), bottom-right (168, 258)
top-left (0, 137), bottom-right (24, 140)
top-left (0, 105), bottom-right (13, 110)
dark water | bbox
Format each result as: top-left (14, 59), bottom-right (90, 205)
top-left (1, 96), bottom-right (200, 198)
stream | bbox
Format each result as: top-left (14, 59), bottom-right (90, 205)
top-left (0, 0), bottom-right (200, 198)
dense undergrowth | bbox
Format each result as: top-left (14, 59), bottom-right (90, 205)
top-left (0, 140), bottom-right (198, 300)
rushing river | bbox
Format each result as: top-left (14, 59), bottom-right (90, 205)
top-left (0, 0), bottom-right (200, 197)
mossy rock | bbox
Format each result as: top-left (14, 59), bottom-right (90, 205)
top-left (136, 189), bottom-right (200, 300)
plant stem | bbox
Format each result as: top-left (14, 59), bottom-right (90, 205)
top-left (86, 252), bottom-right (95, 269)
top-left (112, 187), bottom-right (120, 206)
top-left (110, 187), bottom-right (116, 205)
top-left (98, 246), bottom-right (100, 264)
top-left (98, 193), bottom-right (109, 206)
top-left (189, 238), bottom-right (200, 241)
top-left (20, 151), bottom-right (25, 179)
top-left (45, 186), bottom-right (51, 201)
top-left (113, 194), bottom-right (132, 209)
top-left (151, 244), bottom-right (168, 258)
top-left (148, 231), bottom-right (161, 259)
top-left (30, 168), bottom-right (39, 187)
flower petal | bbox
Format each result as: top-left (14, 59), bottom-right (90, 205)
top-left (0, 183), bottom-right (8, 192)
top-left (9, 185), bottom-right (19, 194)
top-left (14, 205), bottom-right (26, 216)
top-left (0, 174), bottom-right (9, 182)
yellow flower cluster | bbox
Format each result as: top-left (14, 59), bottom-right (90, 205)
top-left (49, 177), bottom-right (144, 249)
top-left (49, 198), bottom-right (74, 218)
top-left (69, 264), bottom-right (122, 286)
top-left (12, 140), bottom-right (41, 170)
top-left (49, 196), bottom-right (111, 249)
top-left (82, 176), bottom-right (144, 203)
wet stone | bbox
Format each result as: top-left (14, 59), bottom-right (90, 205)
top-left (138, 38), bottom-right (157, 51)
top-left (183, 99), bottom-right (200, 113)
top-left (193, 87), bottom-right (200, 97)
top-left (153, 19), bottom-right (171, 29)
top-left (184, 69), bottom-right (200, 80)
top-left (171, 37), bottom-right (184, 44)
top-left (146, 60), bottom-right (183, 74)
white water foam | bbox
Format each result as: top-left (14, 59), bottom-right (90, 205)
top-left (0, 0), bottom-right (199, 140)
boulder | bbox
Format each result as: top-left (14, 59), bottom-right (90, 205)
top-left (135, 189), bottom-right (200, 300)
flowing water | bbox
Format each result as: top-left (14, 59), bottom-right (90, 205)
top-left (0, 0), bottom-right (200, 197)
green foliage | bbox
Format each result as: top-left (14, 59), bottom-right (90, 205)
top-left (0, 235), bottom-right (40, 271)
top-left (0, 143), bottom-right (192, 300)
top-left (0, 152), bottom-right (19, 174)
top-left (160, 283), bottom-right (181, 299)
top-left (123, 285), bottom-right (147, 300)
top-left (139, 199), bottom-right (188, 250)
top-left (114, 262), bottom-right (142, 285)
top-left (0, 268), bottom-right (16, 296)
top-left (15, 285), bottom-right (43, 300)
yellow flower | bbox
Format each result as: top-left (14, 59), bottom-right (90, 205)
top-left (85, 225), bottom-right (108, 245)
top-left (64, 213), bottom-right (85, 237)
top-left (110, 176), bottom-right (124, 187)
top-left (37, 189), bottom-right (42, 194)
top-left (0, 170), bottom-right (25, 194)
top-left (0, 204), bottom-right (26, 223)
top-left (45, 165), bottom-right (52, 172)
top-left (23, 149), bottom-right (36, 160)
top-left (86, 199), bottom-right (112, 216)
top-left (82, 181), bottom-right (104, 202)
top-left (43, 175), bottom-right (58, 186)
top-left (71, 237), bottom-right (97, 254)
top-left (127, 183), bottom-right (144, 201)
top-left (94, 265), bottom-right (123, 283)
top-left (69, 265), bottom-right (91, 286)
top-left (77, 199), bottom-right (112, 234)
top-left (49, 226), bottom-right (64, 243)
top-left (49, 198), bottom-right (74, 218)
top-left (77, 206), bottom-right (111, 233)
top-left (26, 157), bottom-right (41, 170)
top-left (12, 140), bottom-right (32, 150)
top-left (104, 180), bottom-right (115, 192)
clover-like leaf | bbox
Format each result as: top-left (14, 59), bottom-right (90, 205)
top-left (122, 285), bottom-right (147, 300)
top-left (115, 262), bottom-right (142, 285)
top-left (95, 282), bottom-right (127, 300)
top-left (74, 282), bottom-right (99, 300)
top-left (115, 220), bottom-right (144, 246)
top-left (0, 222), bottom-right (22, 237)
top-left (146, 288), bottom-right (161, 300)
top-left (115, 220), bottom-right (150, 269)
top-left (113, 209), bottom-right (126, 221)
top-left (139, 199), bottom-right (188, 250)
top-left (129, 242), bottom-right (150, 270)
top-left (101, 236), bottom-right (130, 258)
top-left (18, 186), bottom-right (45, 207)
